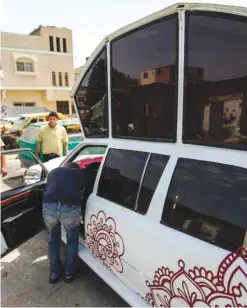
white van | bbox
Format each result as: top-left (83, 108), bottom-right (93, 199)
top-left (1, 3), bottom-right (247, 307)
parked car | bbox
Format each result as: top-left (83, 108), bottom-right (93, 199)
top-left (18, 120), bottom-right (83, 167)
top-left (10, 112), bottom-right (68, 136)
top-left (0, 117), bottom-right (17, 133)
top-left (23, 153), bottom-right (104, 185)
top-left (23, 144), bottom-right (106, 185)
top-left (1, 3), bottom-right (247, 307)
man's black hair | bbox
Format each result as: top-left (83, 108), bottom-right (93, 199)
top-left (64, 162), bottom-right (80, 169)
top-left (48, 111), bottom-right (58, 119)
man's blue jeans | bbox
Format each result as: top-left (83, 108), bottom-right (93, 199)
top-left (42, 202), bottom-right (82, 278)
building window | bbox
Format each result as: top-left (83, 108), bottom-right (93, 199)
top-left (56, 101), bottom-right (69, 114)
top-left (64, 72), bottom-right (69, 86)
top-left (63, 38), bottom-right (67, 53)
top-left (13, 102), bottom-right (36, 107)
top-left (111, 15), bottom-right (177, 141)
top-left (184, 13), bottom-right (247, 150)
top-left (56, 37), bottom-right (61, 52)
top-left (143, 72), bottom-right (148, 79)
top-left (52, 71), bottom-right (56, 86)
top-left (58, 72), bottom-right (63, 86)
top-left (16, 61), bottom-right (34, 72)
top-left (49, 36), bottom-right (54, 51)
top-left (75, 47), bottom-right (108, 138)
top-left (162, 159), bottom-right (247, 252)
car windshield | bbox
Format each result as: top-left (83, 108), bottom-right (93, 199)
top-left (11, 117), bottom-right (28, 131)
top-left (79, 146), bottom-right (106, 155)
top-left (20, 126), bottom-right (40, 142)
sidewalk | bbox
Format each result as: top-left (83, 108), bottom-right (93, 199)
top-left (1, 231), bottom-right (128, 307)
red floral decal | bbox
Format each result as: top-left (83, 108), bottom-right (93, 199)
top-left (86, 211), bottom-right (125, 273)
top-left (145, 247), bottom-right (247, 307)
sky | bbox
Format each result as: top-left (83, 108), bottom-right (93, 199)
top-left (1, 0), bottom-right (247, 68)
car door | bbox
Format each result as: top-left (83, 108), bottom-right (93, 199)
top-left (1, 148), bottom-right (48, 255)
top-left (84, 147), bottom-right (171, 298)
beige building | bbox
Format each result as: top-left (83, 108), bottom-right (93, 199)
top-left (139, 66), bottom-right (176, 86)
top-left (139, 65), bottom-right (204, 86)
top-left (74, 66), bottom-right (83, 82)
top-left (1, 25), bottom-right (74, 114)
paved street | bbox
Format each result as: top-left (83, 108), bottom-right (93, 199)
top-left (1, 231), bottom-right (128, 307)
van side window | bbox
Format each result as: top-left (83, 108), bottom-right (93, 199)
top-left (184, 13), bottom-right (247, 150)
top-left (111, 15), bottom-right (177, 141)
top-left (137, 154), bottom-right (169, 214)
top-left (74, 47), bottom-right (108, 138)
top-left (98, 149), bottom-right (148, 210)
top-left (161, 159), bottom-right (247, 251)
top-left (98, 149), bottom-right (169, 214)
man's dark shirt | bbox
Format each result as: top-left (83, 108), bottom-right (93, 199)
top-left (44, 167), bottom-right (88, 206)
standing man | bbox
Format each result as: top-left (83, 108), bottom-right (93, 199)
top-left (36, 112), bottom-right (68, 162)
top-left (0, 137), bottom-right (7, 176)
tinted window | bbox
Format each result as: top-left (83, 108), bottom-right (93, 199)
top-left (162, 159), bottom-right (247, 251)
top-left (184, 13), bottom-right (247, 149)
top-left (111, 15), bottom-right (177, 140)
top-left (137, 154), bottom-right (169, 214)
top-left (98, 149), bottom-right (148, 210)
top-left (75, 48), bottom-right (108, 137)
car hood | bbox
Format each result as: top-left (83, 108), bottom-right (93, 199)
top-left (27, 156), bottom-right (66, 173)
top-left (28, 154), bottom-right (103, 173)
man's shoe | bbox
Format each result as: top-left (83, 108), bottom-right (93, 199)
top-left (64, 274), bottom-right (75, 283)
top-left (49, 273), bottom-right (61, 284)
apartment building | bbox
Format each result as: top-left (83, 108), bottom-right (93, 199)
top-left (74, 66), bottom-right (83, 82)
top-left (1, 26), bottom-right (74, 114)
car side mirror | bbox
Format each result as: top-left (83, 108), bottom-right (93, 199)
top-left (23, 168), bottom-right (41, 185)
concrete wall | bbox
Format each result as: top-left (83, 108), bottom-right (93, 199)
top-left (1, 26), bottom-right (74, 114)
top-left (1, 49), bottom-right (73, 88)
top-left (2, 26), bottom-right (73, 54)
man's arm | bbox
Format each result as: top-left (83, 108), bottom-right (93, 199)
top-left (36, 141), bottom-right (41, 157)
top-left (1, 146), bottom-right (7, 177)
top-left (36, 128), bottom-right (43, 157)
top-left (63, 142), bottom-right (68, 156)
top-left (62, 128), bottom-right (69, 156)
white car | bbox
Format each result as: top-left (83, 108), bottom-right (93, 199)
top-left (24, 153), bottom-right (103, 184)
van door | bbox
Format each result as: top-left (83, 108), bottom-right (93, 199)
top-left (1, 149), bottom-right (48, 255)
top-left (147, 159), bottom-right (247, 307)
top-left (84, 148), bottom-right (171, 299)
